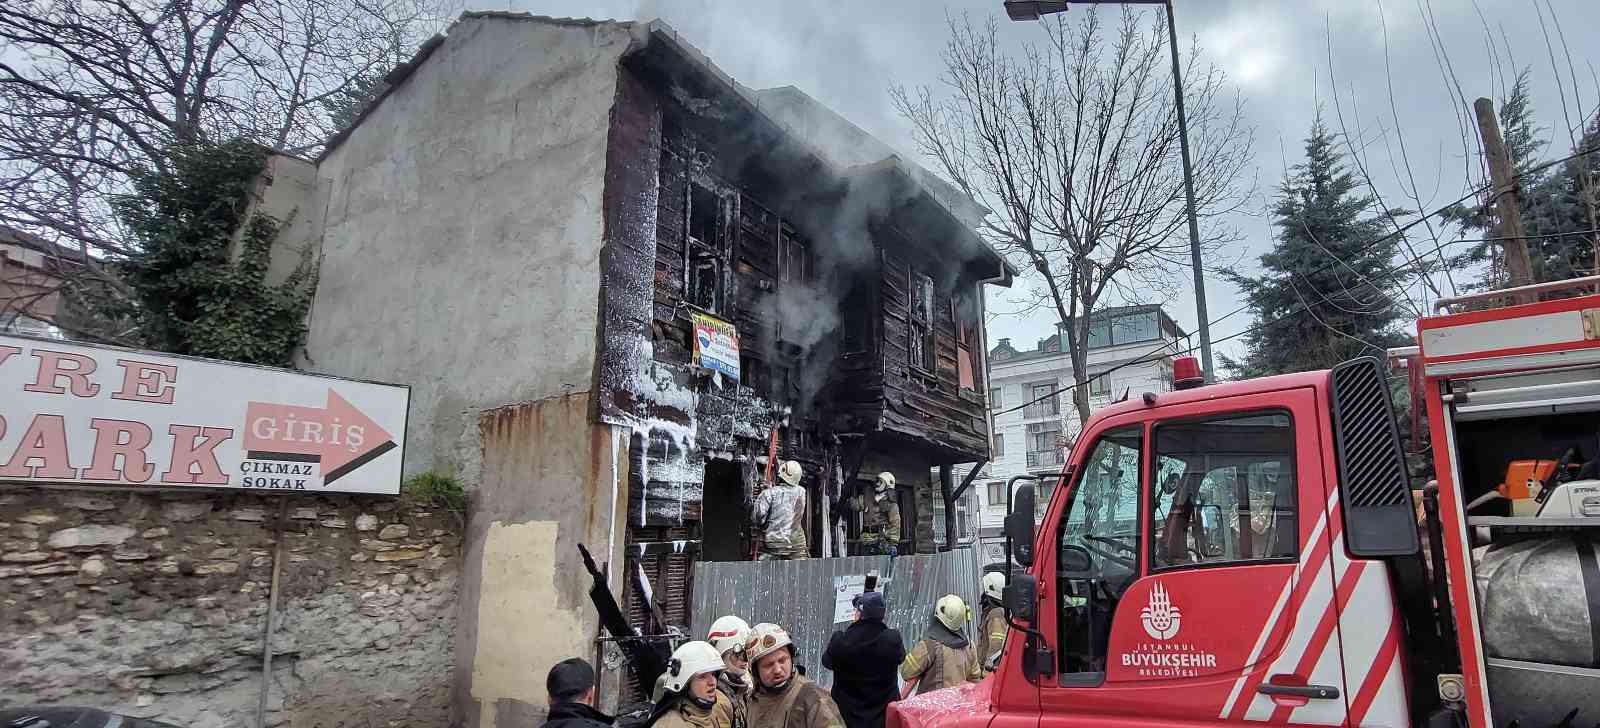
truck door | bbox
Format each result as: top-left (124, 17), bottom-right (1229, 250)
top-left (1036, 388), bottom-right (1349, 727)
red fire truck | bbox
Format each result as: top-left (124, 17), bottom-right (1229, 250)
top-left (890, 280), bottom-right (1600, 728)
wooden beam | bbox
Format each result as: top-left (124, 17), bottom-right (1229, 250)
top-left (952, 459), bottom-right (988, 502)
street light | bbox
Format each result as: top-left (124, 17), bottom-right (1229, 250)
top-left (1004, 0), bottom-right (1215, 382)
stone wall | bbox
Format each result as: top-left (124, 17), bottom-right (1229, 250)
top-left (0, 485), bottom-right (461, 728)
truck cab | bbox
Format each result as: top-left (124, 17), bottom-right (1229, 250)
top-left (963, 363), bottom-right (1413, 728)
top-left (889, 281), bottom-right (1600, 728)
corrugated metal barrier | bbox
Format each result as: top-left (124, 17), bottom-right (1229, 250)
top-left (690, 548), bottom-right (981, 689)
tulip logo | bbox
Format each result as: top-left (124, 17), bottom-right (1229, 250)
top-left (1140, 583), bottom-right (1181, 640)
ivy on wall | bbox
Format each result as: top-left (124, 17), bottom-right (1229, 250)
top-left (99, 140), bottom-right (317, 367)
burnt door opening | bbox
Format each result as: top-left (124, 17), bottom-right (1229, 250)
top-left (700, 459), bottom-right (746, 561)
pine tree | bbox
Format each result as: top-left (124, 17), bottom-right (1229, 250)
top-left (1222, 117), bottom-right (1410, 378)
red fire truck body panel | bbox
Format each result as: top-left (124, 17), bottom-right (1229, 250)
top-left (888, 290), bottom-right (1600, 728)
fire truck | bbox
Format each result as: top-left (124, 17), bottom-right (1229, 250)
top-left (889, 279), bottom-right (1600, 728)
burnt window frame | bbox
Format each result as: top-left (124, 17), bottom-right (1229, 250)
top-left (908, 267), bottom-right (936, 374)
top-left (685, 181), bottom-right (727, 314)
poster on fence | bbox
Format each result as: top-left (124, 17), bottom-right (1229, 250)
top-left (832, 574), bottom-right (866, 623)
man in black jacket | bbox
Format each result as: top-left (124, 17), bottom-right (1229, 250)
top-left (543, 657), bottom-right (615, 728)
top-left (821, 591), bottom-right (906, 728)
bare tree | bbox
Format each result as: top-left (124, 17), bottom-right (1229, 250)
top-left (893, 9), bottom-right (1253, 428)
top-left (0, 0), bottom-right (454, 339)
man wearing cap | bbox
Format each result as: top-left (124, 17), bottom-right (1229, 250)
top-left (543, 657), bottom-right (614, 728)
top-left (745, 623), bottom-right (843, 728)
top-left (822, 591), bottom-right (905, 728)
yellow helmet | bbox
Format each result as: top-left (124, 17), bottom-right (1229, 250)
top-left (778, 461), bottom-right (804, 487)
top-left (935, 594), bottom-right (971, 631)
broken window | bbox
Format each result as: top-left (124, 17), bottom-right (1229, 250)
top-left (687, 183), bottom-right (724, 313)
top-left (840, 278), bottom-right (871, 355)
top-left (779, 225), bottom-right (810, 285)
top-left (909, 271), bottom-right (935, 372)
top-left (690, 184), bottom-right (718, 247)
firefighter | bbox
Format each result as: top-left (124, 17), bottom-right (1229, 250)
top-left (855, 472), bottom-right (901, 556)
top-left (648, 641), bottom-right (736, 728)
top-left (976, 572), bottom-right (1008, 672)
top-left (752, 461), bottom-right (808, 560)
top-left (899, 595), bottom-right (982, 697)
top-left (745, 623), bottom-right (844, 728)
top-left (707, 615), bottom-right (752, 728)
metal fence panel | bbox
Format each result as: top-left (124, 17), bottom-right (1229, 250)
top-left (691, 548), bottom-right (981, 689)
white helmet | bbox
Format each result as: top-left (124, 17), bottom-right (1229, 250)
top-left (935, 594), bottom-right (970, 632)
top-left (745, 622), bottom-right (794, 664)
top-left (876, 472), bottom-right (896, 490)
top-left (707, 615), bottom-right (751, 657)
top-left (662, 641), bottom-right (724, 693)
top-left (778, 461), bottom-right (803, 487)
top-left (982, 571), bottom-right (1005, 601)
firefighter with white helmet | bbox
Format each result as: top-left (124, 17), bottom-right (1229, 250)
top-left (707, 615), bottom-right (752, 727)
top-left (752, 461), bottom-right (809, 560)
top-left (853, 472), bottom-right (901, 556)
top-left (899, 595), bottom-right (982, 696)
top-left (649, 641), bottom-right (737, 728)
top-left (977, 572), bottom-right (1008, 672)
top-left (745, 623), bottom-right (844, 728)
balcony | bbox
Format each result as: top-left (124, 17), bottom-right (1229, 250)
top-left (1026, 448), bottom-right (1065, 469)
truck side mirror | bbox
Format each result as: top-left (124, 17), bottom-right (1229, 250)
top-left (1059, 544), bottom-right (1093, 578)
top-left (1006, 481), bottom-right (1037, 567)
top-left (1002, 573), bottom-right (1037, 622)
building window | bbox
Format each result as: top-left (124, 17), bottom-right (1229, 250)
top-left (989, 387), bottom-right (1002, 408)
top-left (1026, 422), bottom-right (1064, 469)
top-left (993, 433), bottom-right (1005, 458)
top-left (909, 271), bottom-right (935, 372)
top-left (1023, 382), bottom-right (1060, 420)
top-left (986, 481), bottom-right (1005, 507)
top-left (840, 278), bottom-right (871, 355)
top-left (687, 183), bottom-right (724, 313)
top-left (1089, 376), bottom-right (1110, 397)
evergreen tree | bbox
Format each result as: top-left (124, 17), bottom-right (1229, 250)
top-left (1222, 117), bottom-right (1410, 377)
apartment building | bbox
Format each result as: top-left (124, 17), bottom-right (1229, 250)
top-left (967, 304), bottom-right (1185, 564)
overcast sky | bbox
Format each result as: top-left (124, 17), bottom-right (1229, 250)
top-left (505, 0), bottom-right (1600, 364)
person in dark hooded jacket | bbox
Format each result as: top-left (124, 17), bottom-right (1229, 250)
top-left (543, 658), bottom-right (615, 728)
top-left (821, 591), bottom-right (905, 728)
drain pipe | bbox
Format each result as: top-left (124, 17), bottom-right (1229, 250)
top-left (257, 498), bottom-right (290, 728)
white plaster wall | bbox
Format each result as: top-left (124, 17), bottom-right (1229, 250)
top-left (304, 17), bottom-right (636, 484)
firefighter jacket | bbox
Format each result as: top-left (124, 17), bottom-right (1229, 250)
top-left (746, 675), bottom-right (843, 728)
top-left (716, 670), bottom-right (751, 728)
top-left (977, 603), bottom-right (1008, 672)
top-left (855, 494), bottom-right (900, 545)
top-left (752, 483), bottom-right (808, 556)
top-left (650, 691), bottom-right (735, 728)
top-left (899, 619), bottom-right (982, 695)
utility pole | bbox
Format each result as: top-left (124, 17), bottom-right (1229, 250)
top-left (1474, 97), bottom-right (1537, 300)
top-left (1162, 1), bottom-right (1214, 381)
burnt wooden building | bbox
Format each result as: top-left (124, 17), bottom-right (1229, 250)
top-left (592, 24), bottom-right (1013, 638)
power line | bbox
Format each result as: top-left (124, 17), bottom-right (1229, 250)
top-left (992, 144), bottom-right (1600, 419)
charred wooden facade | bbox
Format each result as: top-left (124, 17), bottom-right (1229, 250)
top-left (592, 25), bottom-right (1013, 649)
